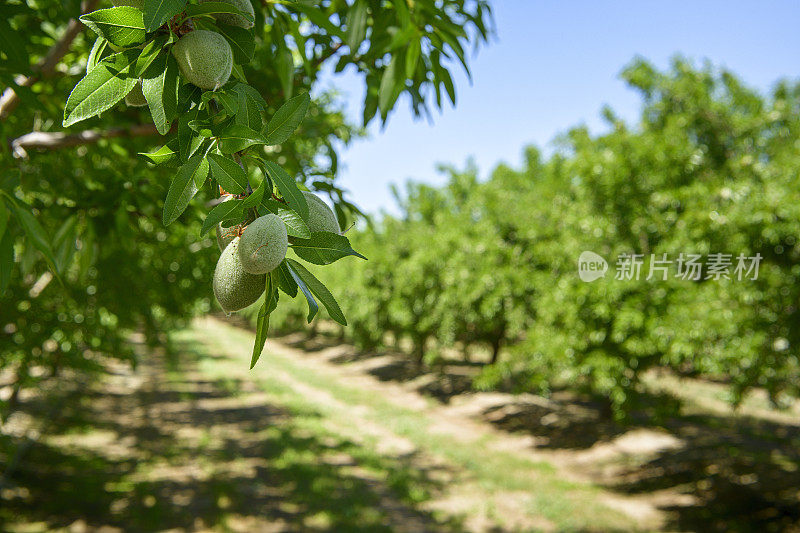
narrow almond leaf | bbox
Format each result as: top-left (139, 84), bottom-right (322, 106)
top-left (260, 199), bottom-right (311, 239)
top-left (0, 230), bottom-right (13, 295)
top-left (208, 153), bottom-right (248, 193)
top-left (86, 37), bottom-right (108, 73)
top-left (135, 34), bottom-right (170, 77)
top-left (378, 54), bottom-right (401, 120)
top-left (261, 161), bottom-right (308, 220)
top-left (235, 88), bottom-right (262, 130)
top-left (250, 274), bottom-right (278, 368)
top-left (80, 7), bottom-right (145, 48)
top-left (217, 124), bottom-right (268, 153)
top-left (186, 1), bottom-right (253, 22)
top-left (201, 198), bottom-right (244, 235)
top-left (8, 198), bottom-right (60, 276)
top-left (138, 140), bottom-right (178, 165)
top-left (241, 178), bottom-right (265, 208)
top-left (290, 232), bottom-right (367, 265)
top-left (143, 0), bottom-right (187, 32)
top-left (286, 259), bottom-right (346, 326)
top-left (63, 49), bottom-right (139, 127)
top-left (142, 52), bottom-right (179, 135)
top-left (345, 0), bottom-right (368, 52)
top-left (163, 153), bottom-right (206, 225)
top-left (274, 260), bottom-right (298, 297)
top-left (215, 22), bottom-right (255, 64)
top-left (405, 38), bottom-right (421, 78)
top-left (265, 92), bottom-right (310, 145)
top-left (0, 200), bottom-right (8, 241)
top-left (286, 260), bottom-right (319, 322)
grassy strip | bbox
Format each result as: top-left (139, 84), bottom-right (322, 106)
top-left (180, 319), bottom-right (636, 531)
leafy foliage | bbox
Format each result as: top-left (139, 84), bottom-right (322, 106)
top-left (0, 0), bottom-right (492, 418)
top-left (266, 59), bottom-right (800, 416)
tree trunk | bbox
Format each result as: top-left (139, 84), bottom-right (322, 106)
top-left (489, 337), bottom-right (502, 365)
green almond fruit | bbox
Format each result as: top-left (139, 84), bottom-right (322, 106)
top-left (238, 214), bottom-right (288, 274)
top-left (172, 30), bottom-right (233, 91)
top-left (213, 236), bottom-right (266, 312)
top-left (303, 191), bottom-right (340, 234)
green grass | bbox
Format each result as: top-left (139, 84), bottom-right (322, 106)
top-left (2, 319), bottom-right (637, 532)
top-left (181, 319), bottom-right (636, 531)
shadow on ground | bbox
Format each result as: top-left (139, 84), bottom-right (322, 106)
top-left (0, 339), bottom-right (462, 532)
top-left (274, 328), bottom-right (800, 533)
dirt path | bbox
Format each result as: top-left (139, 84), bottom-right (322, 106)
top-left (197, 317), bottom-right (800, 533)
top-left (190, 317), bottom-right (656, 531)
top-left (4, 317), bottom-right (798, 532)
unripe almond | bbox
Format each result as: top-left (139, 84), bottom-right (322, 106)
top-left (303, 191), bottom-right (340, 234)
top-left (238, 214), bottom-right (288, 274)
top-left (213, 237), bottom-right (266, 312)
top-left (171, 30), bottom-right (233, 91)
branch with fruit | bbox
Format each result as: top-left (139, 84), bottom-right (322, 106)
top-left (62, 0), bottom-right (366, 366)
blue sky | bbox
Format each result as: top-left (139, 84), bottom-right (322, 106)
top-left (316, 0), bottom-right (800, 215)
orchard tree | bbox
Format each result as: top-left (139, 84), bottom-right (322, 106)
top-left (0, 0), bottom-right (492, 417)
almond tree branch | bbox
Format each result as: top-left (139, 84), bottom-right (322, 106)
top-left (0, 0), bottom-right (100, 121)
top-left (10, 124), bottom-right (161, 158)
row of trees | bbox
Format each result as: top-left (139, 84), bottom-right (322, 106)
top-left (264, 58), bottom-right (800, 415)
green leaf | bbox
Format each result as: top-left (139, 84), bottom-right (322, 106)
top-left (405, 39), bottom-right (421, 78)
top-left (135, 34), bottom-right (170, 77)
top-left (265, 92), bottom-right (310, 145)
top-left (63, 49), bottom-right (139, 127)
top-left (143, 0), bottom-right (187, 32)
top-left (260, 199), bottom-right (311, 239)
top-left (392, 0), bottom-right (410, 27)
top-left (345, 0), bottom-right (368, 53)
top-left (138, 140), bottom-right (178, 165)
top-left (235, 86), bottom-right (262, 131)
top-left (8, 198), bottom-right (59, 276)
top-left (52, 216), bottom-right (78, 273)
top-left (142, 52), bottom-right (180, 135)
top-left (378, 53), bottom-right (402, 120)
top-left (286, 260), bottom-right (318, 322)
top-left (261, 161), bottom-right (308, 220)
top-left (274, 260), bottom-right (298, 297)
top-left (290, 3), bottom-right (346, 40)
top-left (208, 153), bottom-right (248, 193)
top-left (201, 198), bottom-right (244, 236)
top-left (215, 22), bottom-right (255, 64)
top-left (86, 37), bottom-right (108, 73)
top-left (80, 7), bottom-right (145, 48)
top-left (286, 259), bottom-right (346, 325)
top-left (0, 18), bottom-right (29, 70)
top-left (231, 82), bottom-right (268, 113)
top-left (217, 123), bottom-right (268, 153)
top-left (290, 232), bottom-right (366, 265)
top-left (179, 106), bottom-right (203, 159)
top-left (251, 274), bottom-right (278, 369)
top-left (274, 43), bottom-right (294, 99)
top-left (0, 230), bottom-right (13, 296)
top-left (213, 90), bottom-right (239, 115)
top-left (0, 199), bottom-right (8, 241)
top-left (242, 178), bottom-right (265, 208)
top-left (163, 153), bottom-right (207, 225)
top-left (186, 1), bottom-right (253, 23)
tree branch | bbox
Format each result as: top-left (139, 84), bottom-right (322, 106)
top-left (10, 124), bottom-right (161, 158)
top-left (0, 0), bottom-right (100, 121)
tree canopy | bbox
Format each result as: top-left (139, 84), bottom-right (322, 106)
top-left (0, 0), bottom-right (493, 416)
